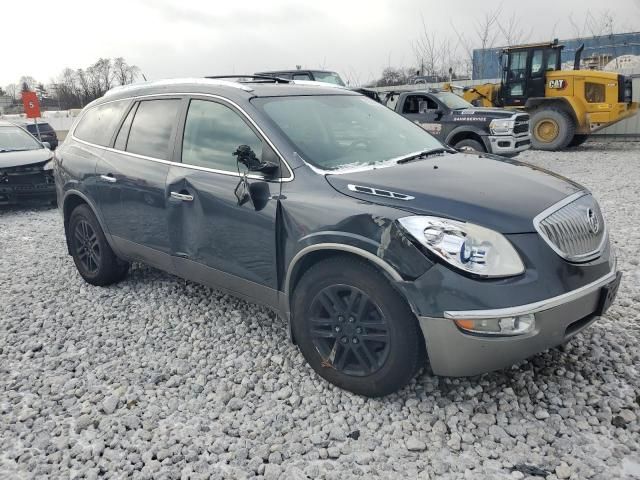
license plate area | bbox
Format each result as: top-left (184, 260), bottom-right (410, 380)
top-left (597, 271), bottom-right (622, 315)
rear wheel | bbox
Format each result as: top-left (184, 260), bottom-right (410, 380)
top-left (454, 138), bottom-right (486, 153)
top-left (292, 256), bottom-right (424, 397)
top-left (68, 204), bottom-right (129, 286)
top-left (530, 107), bottom-right (576, 151)
top-left (567, 134), bottom-right (589, 148)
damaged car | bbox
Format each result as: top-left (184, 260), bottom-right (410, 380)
top-left (53, 77), bottom-right (621, 397)
top-left (0, 120), bottom-right (56, 206)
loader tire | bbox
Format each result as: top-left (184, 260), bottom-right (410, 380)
top-left (530, 107), bottom-right (576, 151)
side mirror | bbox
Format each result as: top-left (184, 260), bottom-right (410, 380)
top-left (42, 141), bottom-right (51, 150)
top-left (233, 145), bottom-right (279, 175)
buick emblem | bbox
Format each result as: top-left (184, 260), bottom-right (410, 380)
top-left (587, 208), bottom-right (600, 234)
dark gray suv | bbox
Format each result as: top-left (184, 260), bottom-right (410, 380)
top-left (53, 77), bottom-right (621, 397)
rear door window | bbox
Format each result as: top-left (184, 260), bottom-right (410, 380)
top-left (114, 104), bottom-right (138, 151)
top-left (74, 100), bottom-right (129, 146)
top-left (125, 99), bottom-right (181, 160)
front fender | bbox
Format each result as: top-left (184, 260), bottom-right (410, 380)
top-left (283, 217), bottom-right (433, 298)
top-left (62, 189), bottom-right (119, 256)
top-left (445, 125), bottom-right (489, 149)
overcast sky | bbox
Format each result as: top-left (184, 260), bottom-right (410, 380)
top-left (2, 0), bottom-right (639, 87)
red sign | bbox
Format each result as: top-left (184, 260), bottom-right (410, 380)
top-left (21, 91), bottom-right (41, 118)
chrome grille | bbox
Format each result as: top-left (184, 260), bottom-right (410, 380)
top-left (513, 114), bottom-right (530, 135)
top-left (534, 193), bottom-right (606, 262)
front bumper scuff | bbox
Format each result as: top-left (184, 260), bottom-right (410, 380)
top-left (419, 255), bottom-right (619, 377)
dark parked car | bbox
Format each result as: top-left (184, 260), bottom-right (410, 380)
top-left (18, 121), bottom-right (59, 150)
top-left (53, 78), bottom-right (621, 397)
top-left (255, 69), bottom-right (346, 86)
top-left (383, 90), bottom-right (531, 156)
top-left (0, 120), bottom-right (55, 205)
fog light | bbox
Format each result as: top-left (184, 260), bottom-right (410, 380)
top-left (454, 313), bottom-right (535, 336)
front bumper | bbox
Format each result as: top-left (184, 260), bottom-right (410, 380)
top-left (486, 133), bottom-right (531, 156)
top-left (418, 256), bottom-right (620, 377)
top-left (0, 175), bottom-right (56, 205)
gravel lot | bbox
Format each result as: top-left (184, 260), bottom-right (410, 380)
top-left (1, 141), bottom-right (639, 480)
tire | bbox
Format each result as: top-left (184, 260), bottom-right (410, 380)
top-left (291, 256), bottom-right (425, 397)
top-left (567, 134), bottom-right (589, 148)
top-left (530, 107), bottom-right (576, 151)
top-left (68, 204), bottom-right (129, 286)
top-left (454, 138), bottom-right (486, 153)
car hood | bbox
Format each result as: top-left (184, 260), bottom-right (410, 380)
top-left (0, 148), bottom-right (52, 169)
top-left (324, 152), bottom-right (583, 233)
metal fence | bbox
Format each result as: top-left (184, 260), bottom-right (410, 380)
top-left (371, 68), bottom-right (640, 138)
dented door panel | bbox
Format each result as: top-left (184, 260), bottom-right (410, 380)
top-left (166, 165), bottom-right (280, 292)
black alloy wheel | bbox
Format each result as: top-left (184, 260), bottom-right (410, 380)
top-left (308, 284), bottom-right (391, 377)
top-left (73, 219), bottom-right (101, 274)
top-left (292, 255), bottom-right (425, 397)
top-left (68, 204), bottom-right (130, 286)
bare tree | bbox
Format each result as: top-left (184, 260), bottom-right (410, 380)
top-left (376, 67), bottom-right (414, 87)
top-left (449, 6), bottom-right (502, 79)
top-left (19, 76), bottom-right (38, 92)
top-left (113, 57), bottom-right (140, 85)
top-left (497, 12), bottom-right (532, 45)
top-left (4, 84), bottom-right (19, 100)
top-left (49, 57), bottom-right (140, 109)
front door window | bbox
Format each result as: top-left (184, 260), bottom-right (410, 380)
top-left (182, 99), bottom-right (263, 173)
top-left (508, 51), bottom-right (528, 97)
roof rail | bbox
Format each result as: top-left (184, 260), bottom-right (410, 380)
top-left (290, 80), bottom-right (348, 90)
top-left (205, 75), bottom-right (291, 84)
top-left (104, 77), bottom-right (254, 96)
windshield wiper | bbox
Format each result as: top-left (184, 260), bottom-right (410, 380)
top-left (396, 147), bottom-right (453, 164)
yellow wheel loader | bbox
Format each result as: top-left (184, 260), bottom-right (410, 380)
top-left (445, 41), bottom-right (638, 150)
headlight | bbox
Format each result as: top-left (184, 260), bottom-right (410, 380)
top-left (489, 118), bottom-right (515, 135)
top-left (398, 216), bottom-right (525, 278)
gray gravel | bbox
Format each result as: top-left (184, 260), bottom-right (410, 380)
top-left (1, 141), bottom-right (639, 479)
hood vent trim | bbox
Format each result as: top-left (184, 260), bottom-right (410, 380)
top-left (347, 184), bottom-right (414, 201)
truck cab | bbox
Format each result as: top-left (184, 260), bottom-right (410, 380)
top-left (384, 90), bottom-right (531, 157)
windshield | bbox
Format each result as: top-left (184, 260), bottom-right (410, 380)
top-left (311, 71), bottom-right (346, 86)
top-left (253, 95), bottom-right (442, 171)
top-left (0, 126), bottom-right (43, 152)
top-left (25, 123), bottom-right (53, 133)
top-left (433, 92), bottom-right (473, 110)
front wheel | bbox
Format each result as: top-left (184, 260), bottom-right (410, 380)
top-left (292, 256), bottom-right (425, 397)
top-left (530, 107), bottom-right (576, 150)
top-left (454, 138), bottom-right (486, 153)
top-left (68, 204), bottom-right (130, 286)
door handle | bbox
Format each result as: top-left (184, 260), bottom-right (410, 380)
top-left (100, 174), bottom-right (117, 183)
top-left (170, 191), bottom-right (194, 202)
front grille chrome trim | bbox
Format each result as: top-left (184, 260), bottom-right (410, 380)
top-left (533, 191), bottom-right (607, 263)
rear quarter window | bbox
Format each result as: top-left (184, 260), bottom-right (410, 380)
top-left (74, 100), bottom-right (129, 146)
